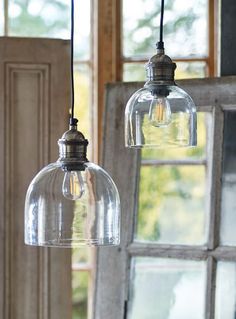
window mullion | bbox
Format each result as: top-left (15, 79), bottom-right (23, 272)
top-left (205, 256), bottom-right (217, 319)
top-left (4, 0), bottom-right (8, 36)
top-left (207, 106), bottom-right (224, 250)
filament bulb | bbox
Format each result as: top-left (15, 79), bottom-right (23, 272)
top-left (149, 96), bottom-right (172, 127)
top-left (62, 171), bottom-right (85, 200)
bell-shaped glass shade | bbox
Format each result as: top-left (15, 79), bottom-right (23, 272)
top-left (25, 161), bottom-right (120, 247)
top-left (125, 84), bottom-right (197, 148)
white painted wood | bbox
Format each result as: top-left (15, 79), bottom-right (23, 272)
top-left (95, 77), bottom-right (236, 319)
top-left (0, 37), bottom-right (71, 319)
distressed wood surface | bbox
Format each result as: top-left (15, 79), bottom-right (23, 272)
top-left (0, 37), bottom-right (71, 319)
top-left (95, 76), bottom-right (236, 319)
top-left (94, 83), bottom-right (140, 319)
top-left (92, 0), bottom-right (122, 159)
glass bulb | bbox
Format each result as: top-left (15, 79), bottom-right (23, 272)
top-left (148, 95), bottom-right (172, 127)
top-left (62, 170), bottom-right (85, 200)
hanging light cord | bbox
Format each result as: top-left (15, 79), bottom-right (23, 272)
top-left (70, 0), bottom-right (77, 126)
top-left (157, 0), bottom-right (165, 50)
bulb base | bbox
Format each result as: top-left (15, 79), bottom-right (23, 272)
top-left (145, 49), bottom-right (176, 85)
top-left (58, 119), bottom-right (88, 171)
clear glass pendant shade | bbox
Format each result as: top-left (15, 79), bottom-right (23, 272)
top-left (25, 161), bottom-right (120, 247)
top-left (125, 84), bottom-right (197, 148)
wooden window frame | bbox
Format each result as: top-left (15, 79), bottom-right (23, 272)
top-left (94, 77), bottom-right (236, 319)
top-left (92, 0), bottom-right (218, 161)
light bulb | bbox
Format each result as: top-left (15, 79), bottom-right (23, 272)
top-left (62, 170), bottom-right (85, 200)
top-left (148, 95), bottom-right (172, 127)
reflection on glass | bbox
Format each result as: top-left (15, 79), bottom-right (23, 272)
top-left (123, 0), bottom-right (207, 58)
top-left (8, 0), bottom-right (91, 58)
top-left (141, 113), bottom-right (209, 160)
top-left (220, 111), bottom-right (236, 245)
top-left (136, 165), bottom-right (207, 245)
top-left (215, 262), bottom-right (236, 319)
top-left (128, 257), bottom-right (206, 319)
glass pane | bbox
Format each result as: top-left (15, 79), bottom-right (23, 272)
top-left (128, 257), bottom-right (206, 319)
top-left (123, 61), bottom-right (207, 82)
top-left (142, 112), bottom-right (210, 160)
top-left (74, 63), bottom-right (91, 145)
top-left (0, 0), bottom-right (4, 35)
top-left (8, 0), bottom-right (91, 58)
top-left (175, 62), bottom-right (207, 79)
top-left (8, 0), bottom-right (70, 38)
top-left (72, 248), bottom-right (92, 319)
top-left (72, 270), bottom-right (89, 319)
top-left (215, 262), bottom-right (236, 319)
top-left (123, 63), bottom-right (146, 82)
top-left (220, 111), bottom-right (236, 245)
top-left (123, 0), bottom-right (208, 58)
top-left (136, 165), bottom-right (208, 245)
top-left (74, 0), bottom-right (91, 60)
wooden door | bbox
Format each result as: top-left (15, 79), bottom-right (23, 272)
top-left (0, 37), bottom-right (71, 319)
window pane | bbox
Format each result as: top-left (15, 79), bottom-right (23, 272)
top-left (175, 62), bottom-right (207, 79)
top-left (220, 111), bottom-right (236, 245)
top-left (136, 165), bottom-right (208, 245)
top-left (141, 112), bottom-right (210, 160)
top-left (8, 0), bottom-right (91, 59)
top-left (128, 258), bottom-right (206, 319)
top-left (74, 1), bottom-right (91, 60)
top-left (123, 61), bottom-right (207, 82)
top-left (123, 63), bottom-right (146, 82)
top-left (72, 270), bottom-right (89, 319)
top-left (74, 64), bottom-right (91, 143)
top-left (72, 248), bottom-right (92, 319)
top-left (0, 0), bottom-right (4, 35)
top-left (8, 0), bottom-right (70, 38)
top-left (123, 0), bottom-right (208, 58)
top-left (215, 262), bottom-right (236, 319)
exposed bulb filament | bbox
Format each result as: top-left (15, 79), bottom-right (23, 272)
top-left (62, 171), bottom-right (85, 200)
top-left (148, 96), bottom-right (172, 127)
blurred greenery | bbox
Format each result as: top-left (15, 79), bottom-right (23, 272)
top-left (72, 271), bottom-right (89, 319)
top-left (142, 113), bottom-right (207, 160)
top-left (137, 165), bottom-right (206, 244)
top-left (137, 113), bottom-right (209, 245)
top-left (123, 0), bottom-right (207, 58)
top-left (9, 0), bottom-right (69, 38)
top-left (123, 61), bottom-right (206, 82)
top-left (123, 0), bottom-right (197, 57)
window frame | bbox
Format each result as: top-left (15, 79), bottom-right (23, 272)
top-left (92, 0), bottom-right (218, 159)
top-left (95, 77), bottom-right (236, 319)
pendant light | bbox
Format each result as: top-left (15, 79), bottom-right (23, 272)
top-left (24, 0), bottom-right (120, 247)
top-left (125, 0), bottom-right (197, 148)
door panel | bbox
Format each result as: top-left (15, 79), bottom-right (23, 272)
top-left (0, 37), bottom-right (71, 319)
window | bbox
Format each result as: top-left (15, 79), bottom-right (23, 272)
top-left (95, 77), bottom-right (236, 319)
top-left (1, 1), bottom-right (218, 319)
top-left (122, 0), bottom-right (215, 81)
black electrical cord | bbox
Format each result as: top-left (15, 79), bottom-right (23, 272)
top-left (70, 0), bottom-right (77, 126)
top-left (156, 0), bottom-right (165, 50)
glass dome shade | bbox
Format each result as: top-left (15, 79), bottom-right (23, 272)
top-left (125, 84), bottom-right (197, 148)
top-left (24, 161), bottom-right (120, 247)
